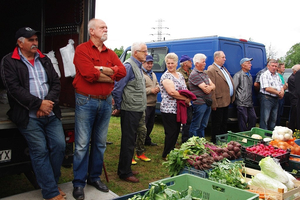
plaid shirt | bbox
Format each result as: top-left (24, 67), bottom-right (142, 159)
top-left (260, 69), bottom-right (283, 97)
top-left (19, 48), bottom-right (51, 118)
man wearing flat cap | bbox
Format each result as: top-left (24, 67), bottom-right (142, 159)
top-left (1, 27), bottom-right (66, 200)
top-left (177, 55), bottom-right (193, 143)
top-left (232, 58), bottom-right (257, 131)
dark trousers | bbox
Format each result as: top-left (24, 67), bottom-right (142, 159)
top-left (211, 106), bottom-right (228, 143)
top-left (182, 106), bottom-right (193, 143)
top-left (161, 112), bottom-right (181, 158)
top-left (236, 106), bottom-right (257, 131)
top-left (276, 97), bottom-right (285, 125)
top-left (118, 110), bottom-right (143, 179)
top-left (144, 106), bottom-right (156, 145)
top-left (289, 105), bottom-right (299, 132)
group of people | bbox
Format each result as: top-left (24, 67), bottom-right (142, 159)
top-left (2, 17), bottom-right (300, 200)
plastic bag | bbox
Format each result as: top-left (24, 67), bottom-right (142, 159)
top-left (44, 50), bottom-right (61, 78)
top-left (59, 39), bottom-right (76, 77)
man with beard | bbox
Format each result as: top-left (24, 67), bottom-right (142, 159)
top-left (72, 18), bottom-right (126, 200)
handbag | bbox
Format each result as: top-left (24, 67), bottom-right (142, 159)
top-left (204, 98), bottom-right (212, 107)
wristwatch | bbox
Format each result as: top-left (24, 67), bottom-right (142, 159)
top-left (100, 66), bottom-right (103, 72)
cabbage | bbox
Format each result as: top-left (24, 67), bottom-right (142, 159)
top-left (250, 173), bottom-right (287, 192)
top-left (259, 157), bottom-right (288, 184)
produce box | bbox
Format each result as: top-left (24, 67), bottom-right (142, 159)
top-left (112, 189), bottom-right (149, 200)
top-left (241, 144), bottom-right (290, 164)
top-left (149, 174), bottom-right (259, 200)
top-left (216, 133), bottom-right (228, 145)
top-left (179, 166), bottom-right (208, 178)
top-left (244, 167), bottom-right (300, 200)
top-left (227, 127), bottom-right (273, 147)
top-left (282, 154), bottom-right (300, 177)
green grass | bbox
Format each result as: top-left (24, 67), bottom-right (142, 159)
top-left (0, 116), bottom-right (239, 198)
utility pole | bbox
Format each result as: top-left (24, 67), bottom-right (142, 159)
top-left (150, 19), bottom-right (170, 42)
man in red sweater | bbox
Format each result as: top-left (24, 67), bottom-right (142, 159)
top-left (72, 18), bottom-right (126, 200)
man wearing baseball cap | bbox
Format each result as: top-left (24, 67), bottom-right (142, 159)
top-left (177, 55), bottom-right (193, 143)
top-left (232, 58), bottom-right (257, 131)
top-left (1, 27), bottom-right (66, 200)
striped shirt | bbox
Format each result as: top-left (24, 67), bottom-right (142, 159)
top-left (18, 48), bottom-right (52, 118)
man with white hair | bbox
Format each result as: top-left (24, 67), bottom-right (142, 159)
top-left (112, 42), bottom-right (148, 183)
top-left (72, 18), bottom-right (126, 200)
top-left (287, 64), bottom-right (300, 131)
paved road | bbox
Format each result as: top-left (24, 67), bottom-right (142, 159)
top-left (0, 181), bottom-right (119, 200)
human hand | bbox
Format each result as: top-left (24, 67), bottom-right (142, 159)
top-left (36, 109), bottom-right (48, 118)
top-left (112, 109), bottom-right (120, 117)
top-left (39, 100), bottom-right (54, 115)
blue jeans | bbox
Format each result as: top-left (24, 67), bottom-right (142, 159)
top-left (73, 93), bottom-right (112, 187)
top-left (259, 94), bottom-right (279, 130)
top-left (19, 116), bottom-right (65, 199)
top-left (189, 104), bottom-right (211, 138)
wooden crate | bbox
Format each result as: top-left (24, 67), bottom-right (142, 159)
top-left (242, 167), bottom-right (300, 200)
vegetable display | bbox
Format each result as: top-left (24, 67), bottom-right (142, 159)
top-left (208, 159), bottom-right (247, 189)
top-left (128, 182), bottom-right (200, 200)
top-left (163, 137), bottom-right (243, 176)
top-left (245, 144), bottom-right (287, 157)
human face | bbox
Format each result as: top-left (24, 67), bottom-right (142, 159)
top-left (215, 52), bottom-right (226, 66)
top-left (91, 20), bottom-right (108, 41)
top-left (196, 59), bottom-right (206, 71)
top-left (166, 58), bottom-right (177, 73)
top-left (241, 61), bottom-right (252, 72)
top-left (186, 60), bottom-right (192, 69)
top-left (18, 35), bottom-right (38, 56)
top-left (278, 64), bottom-right (285, 74)
top-left (135, 44), bottom-right (148, 62)
top-left (143, 61), bottom-right (153, 71)
top-left (268, 62), bottom-right (278, 75)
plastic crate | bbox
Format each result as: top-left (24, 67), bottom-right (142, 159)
top-left (227, 127), bottom-right (272, 147)
top-left (216, 133), bottom-right (228, 145)
top-left (179, 166), bottom-right (208, 178)
top-left (112, 189), bottom-right (149, 200)
top-left (241, 144), bottom-right (290, 164)
top-left (149, 174), bottom-right (258, 200)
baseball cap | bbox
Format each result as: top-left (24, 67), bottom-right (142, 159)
top-left (240, 57), bottom-right (253, 65)
top-left (15, 27), bottom-right (40, 40)
top-left (180, 55), bottom-right (192, 63)
top-left (146, 55), bottom-right (153, 62)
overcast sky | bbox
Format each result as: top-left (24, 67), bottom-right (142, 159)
top-left (95, 0), bottom-right (299, 58)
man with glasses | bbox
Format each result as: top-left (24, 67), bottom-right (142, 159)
top-left (112, 42), bottom-right (148, 183)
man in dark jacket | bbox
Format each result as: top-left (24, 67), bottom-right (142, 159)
top-left (0, 27), bottom-right (66, 200)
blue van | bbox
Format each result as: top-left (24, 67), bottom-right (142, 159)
top-left (119, 36), bottom-right (267, 122)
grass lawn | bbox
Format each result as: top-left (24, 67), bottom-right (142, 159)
top-left (0, 115), bottom-right (239, 198)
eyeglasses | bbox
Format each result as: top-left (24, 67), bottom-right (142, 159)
top-left (137, 50), bottom-right (148, 53)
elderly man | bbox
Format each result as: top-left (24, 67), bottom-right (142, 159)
top-left (189, 53), bottom-right (215, 138)
top-left (233, 58), bottom-right (257, 131)
top-left (259, 59), bottom-right (284, 130)
top-left (1, 27), bottom-right (66, 200)
top-left (287, 64), bottom-right (300, 131)
top-left (72, 18), bottom-right (126, 200)
top-left (112, 42), bottom-right (148, 183)
top-left (206, 51), bottom-right (235, 143)
top-left (177, 55), bottom-right (193, 143)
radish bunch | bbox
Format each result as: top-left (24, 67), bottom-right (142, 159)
top-left (186, 153), bottom-right (214, 170)
top-left (205, 141), bottom-right (242, 161)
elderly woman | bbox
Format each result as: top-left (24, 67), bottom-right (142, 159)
top-left (188, 53), bottom-right (215, 138)
top-left (160, 53), bottom-right (191, 159)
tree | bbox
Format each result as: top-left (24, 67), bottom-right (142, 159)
top-left (266, 43), bottom-right (277, 60)
top-left (284, 43), bottom-right (300, 68)
top-left (113, 46), bottom-right (124, 57)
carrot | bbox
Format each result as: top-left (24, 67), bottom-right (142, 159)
top-left (247, 190), bottom-right (273, 199)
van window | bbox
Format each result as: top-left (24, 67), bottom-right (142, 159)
top-left (148, 47), bottom-right (168, 72)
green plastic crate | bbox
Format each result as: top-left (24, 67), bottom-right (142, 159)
top-left (216, 133), bottom-right (228, 145)
top-left (227, 127), bottom-right (272, 147)
top-left (149, 174), bottom-right (259, 200)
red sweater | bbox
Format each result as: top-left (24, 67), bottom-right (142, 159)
top-left (73, 40), bottom-right (126, 95)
